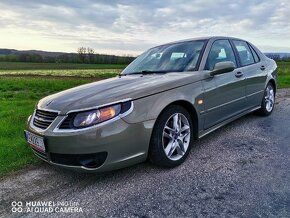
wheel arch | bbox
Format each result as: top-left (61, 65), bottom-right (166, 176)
top-left (268, 79), bottom-right (277, 94)
top-left (154, 100), bottom-right (199, 139)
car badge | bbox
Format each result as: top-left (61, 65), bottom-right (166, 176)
top-left (46, 100), bottom-right (53, 106)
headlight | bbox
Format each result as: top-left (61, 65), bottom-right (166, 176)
top-left (73, 104), bottom-right (121, 128)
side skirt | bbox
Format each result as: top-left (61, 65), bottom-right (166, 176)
top-left (198, 106), bottom-right (261, 139)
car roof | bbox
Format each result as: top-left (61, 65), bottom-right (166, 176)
top-left (158, 36), bottom-right (245, 47)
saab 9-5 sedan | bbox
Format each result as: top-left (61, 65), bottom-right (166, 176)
top-left (25, 36), bottom-right (277, 172)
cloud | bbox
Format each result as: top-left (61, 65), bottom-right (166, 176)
top-left (0, 0), bottom-right (289, 54)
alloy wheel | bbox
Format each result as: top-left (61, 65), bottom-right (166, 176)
top-left (162, 113), bottom-right (191, 161)
top-left (265, 85), bottom-right (275, 112)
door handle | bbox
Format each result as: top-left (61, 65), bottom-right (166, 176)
top-left (235, 71), bottom-right (243, 78)
top-left (260, 65), bottom-right (266, 71)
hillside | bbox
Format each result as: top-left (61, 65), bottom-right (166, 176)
top-left (0, 48), bottom-right (135, 64)
top-left (0, 48), bottom-right (70, 57)
top-left (264, 52), bottom-right (290, 58)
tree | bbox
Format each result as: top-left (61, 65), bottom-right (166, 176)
top-left (77, 47), bottom-right (86, 63)
top-left (266, 53), bottom-right (281, 61)
top-left (86, 47), bottom-right (94, 63)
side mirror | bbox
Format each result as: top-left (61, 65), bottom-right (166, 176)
top-left (210, 61), bottom-right (235, 76)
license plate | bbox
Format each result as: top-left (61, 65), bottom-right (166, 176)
top-left (24, 131), bottom-right (45, 153)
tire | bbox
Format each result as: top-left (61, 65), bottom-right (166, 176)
top-left (257, 82), bottom-right (275, 116)
top-left (149, 105), bottom-right (194, 168)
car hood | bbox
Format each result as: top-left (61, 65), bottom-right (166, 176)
top-left (37, 72), bottom-right (204, 114)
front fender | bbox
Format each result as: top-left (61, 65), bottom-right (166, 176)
top-left (122, 81), bottom-right (204, 125)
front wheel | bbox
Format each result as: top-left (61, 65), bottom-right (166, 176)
top-left (257, 82), bottom-right (275, 116)
top-left (149, 105), bottom-right (194, 168)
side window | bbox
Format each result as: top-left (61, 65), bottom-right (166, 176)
top-left (233, 40), bottom-right (255, 66)
top-left (205, 40), bottom-right (237, 71)
top-left (249, 44), bottom-right (260, 63)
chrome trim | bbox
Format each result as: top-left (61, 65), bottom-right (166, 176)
top-left (111, 152), bottom-right (146, 163)
top-left (36, 107), bottom-right (61, 114)
top-left (206, 96), bottom-right (246, 113)
top-left (53, 100), bottom-right (134, 133)
top-left (34, 116), bottom-right (55, 122)
top-left (53, 115), bottom-right (68, 132)
top-left (200, 91), bottom-right (264, 115)
top-left (49, 161), bottom-right (102, 171)
top-left (246, 90), bottom-right (264, 97)
top-left (120, 101), bottom-right (134, 118)
top-left (31, 152), bottom-right (100, 171)
top-left (30, 109), bottom-right (60, 133)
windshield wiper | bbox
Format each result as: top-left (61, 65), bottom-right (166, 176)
top-left (126, 70), bottom-right (168, 75)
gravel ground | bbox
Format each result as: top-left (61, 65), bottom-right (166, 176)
top-left (1, 90), bottom-right (290, 218)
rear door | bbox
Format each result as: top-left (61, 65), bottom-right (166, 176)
top-left (231, 40), bottom-right (267, 109)
top-left (202, 39), bottom-right (247, 129)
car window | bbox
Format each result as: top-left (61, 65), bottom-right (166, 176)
top-left (170, 52), bottom-right (186, 60)
top-left (233, 40), bottom-right (255, 66)
top-left (249, 44), bottom-right (260, 63)
top-left (122, 40), bottom-right (205, 74)
top-left (205, 40), bottom-right (237, 71)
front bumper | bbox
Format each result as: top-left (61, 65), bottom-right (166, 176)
top-left (26, 115), bottom-right (154, 172)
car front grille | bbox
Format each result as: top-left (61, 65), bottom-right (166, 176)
top-left (33, 109), bottom-right (58, 130)
top-left (59, 113), bottom-right (75, 129)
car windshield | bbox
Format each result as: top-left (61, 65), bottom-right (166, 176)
top-left (122, 40), bottom-right (205, 75)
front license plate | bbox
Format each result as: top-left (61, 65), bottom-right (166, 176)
top-left (24, 131), bottom-right (45, 153)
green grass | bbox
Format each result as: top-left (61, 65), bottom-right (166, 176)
top-left (0, 62), bottom-right (127, 70)
top-left (277, 62), bottom-right (290, 88)
top-left (277, 61), bottom-right (290, 65)
top-left (0, 77), bottom-right (92, 177)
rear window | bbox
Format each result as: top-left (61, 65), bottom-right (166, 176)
top-left (233, 40), bottom-right (255, 66)
top-left (249, 44), bottom-right (260, 63)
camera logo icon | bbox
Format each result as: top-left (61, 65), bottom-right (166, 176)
top-left (11, 201), bottom-right (23, 213)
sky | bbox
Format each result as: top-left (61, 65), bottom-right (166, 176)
top-left (0, 0), bottom-right (289, 55)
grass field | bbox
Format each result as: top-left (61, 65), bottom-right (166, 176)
top-left (0, 61), bottom-right (289, 177)
top-left (0, 77), bottom-right (92, 176)
top-left (277, 62), bottom-right (290, 88)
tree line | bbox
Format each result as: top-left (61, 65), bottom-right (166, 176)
top-left (76, 47), bottom-right (135, 64)
top-left (0, 47), bottom-right (135, 64)
top-left (265, 54), bottom-right (290, 62)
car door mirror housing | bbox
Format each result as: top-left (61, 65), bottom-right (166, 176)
top-left (210, 61), bottom-right (235, 76)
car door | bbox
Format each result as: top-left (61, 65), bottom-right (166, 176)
top-left (232, 40), bottom-right (267, 109)
top-left (202, 39), bottom-right (247, 129)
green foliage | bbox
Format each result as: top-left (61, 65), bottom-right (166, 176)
top-left (0, 52), bottom-right (135, 64)
top-left (277, 62), bottom-right (290, 88)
